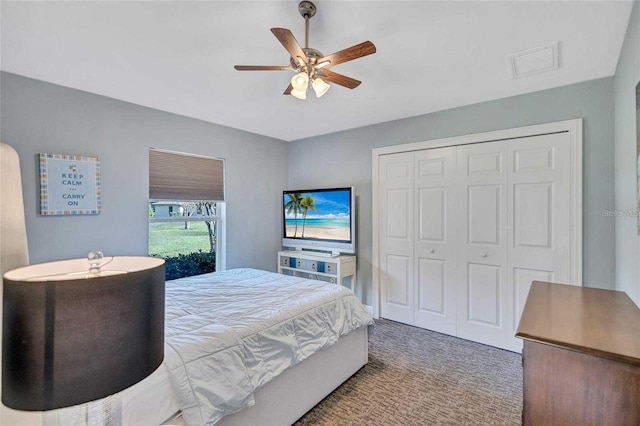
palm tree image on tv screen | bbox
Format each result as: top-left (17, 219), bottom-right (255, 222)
top-left (284, 189), bottom-right (351, 242)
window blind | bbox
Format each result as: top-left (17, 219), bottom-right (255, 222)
top-left (149, 149), bottom-right (224, 201)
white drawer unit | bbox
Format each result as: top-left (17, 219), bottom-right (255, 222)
top-left (277, 250), bottom-right (356, 291)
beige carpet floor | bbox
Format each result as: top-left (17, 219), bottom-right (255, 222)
top-left (295, 319), bottom-right (523, 426)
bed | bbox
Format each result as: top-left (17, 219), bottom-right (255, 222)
top-left (116, 268), bottom-right (373, 425)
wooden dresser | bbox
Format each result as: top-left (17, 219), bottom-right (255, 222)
top-left (516, 281), bottom-right (640, 426)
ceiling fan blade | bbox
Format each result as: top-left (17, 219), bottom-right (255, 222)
top-left (318, 41), bottom-right (376, 67)
top-left (318, 69), bottom-right (361, 89)
top-left (283, 84), bottom-right (293, 95)
top-left (271, 28), bottom-right (308, 63)
top-left (234, 65), bottom-right (293, 71)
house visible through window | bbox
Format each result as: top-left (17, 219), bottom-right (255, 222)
top-left (148, 148), bottom-right (225, 280)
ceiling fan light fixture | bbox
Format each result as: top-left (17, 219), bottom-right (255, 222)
top-left (291, 87), bottom-right (307, 100)
top-left (234, 1), bottom-right (376, 98)
top-left (312, 77), bottom-right (330, 98)
top-left (291, 72), bottom-right (309, 91)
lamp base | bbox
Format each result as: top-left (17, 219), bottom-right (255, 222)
top-left (42, 394), bottom-right (122, 426)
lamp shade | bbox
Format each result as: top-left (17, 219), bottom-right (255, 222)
top-left (291, 72), bottom-right (309, 91)
top-left (2, 256), bottom-right (165, 411)
top-left (291, 88), bottom-right (307, 100)
top-left (312, 78), bottom-right (330, 98)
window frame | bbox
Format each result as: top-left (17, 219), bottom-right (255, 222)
top-left (148, 148), bottom-right (227, 274)
top-left (148, 201), bottom-right (226, 272)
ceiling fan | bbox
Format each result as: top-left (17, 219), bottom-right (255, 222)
top-left (234, 1), bottom-right (376, 100)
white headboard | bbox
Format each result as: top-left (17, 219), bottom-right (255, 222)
top-left (0, 142), bottom-right (29, 275)
top-left (0, 142), bottom-right (41, 425)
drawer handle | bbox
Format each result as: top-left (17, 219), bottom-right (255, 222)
top-left (482, 253), bottom-right (488, 258)
top-left (430, 249), bottom-right (435, 253)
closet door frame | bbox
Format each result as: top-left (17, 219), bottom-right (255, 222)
top-left (372, 119), bottom-right (583, 319)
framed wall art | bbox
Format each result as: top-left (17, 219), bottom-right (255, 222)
top-left (39, 153), bottom-right (101, 215)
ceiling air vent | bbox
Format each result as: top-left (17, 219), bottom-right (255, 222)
top-left (507, 41), bottom-right (559, 79)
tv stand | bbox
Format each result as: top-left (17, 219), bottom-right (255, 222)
top-left (277, 250), bottom-right (356, 291)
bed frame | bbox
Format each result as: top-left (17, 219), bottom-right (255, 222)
top-left (164, 325), bottom-right (369, 426)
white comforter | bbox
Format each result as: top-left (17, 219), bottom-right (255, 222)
top-left (162, 268), bottom-right (373, 426)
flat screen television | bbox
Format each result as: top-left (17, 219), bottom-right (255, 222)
top-left (282, 187), bottom-right (355, 255)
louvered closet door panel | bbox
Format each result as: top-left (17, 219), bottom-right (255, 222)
top-left (414, 147), bottom-right (457, 335)
top-left (506, 133), bottom-right (571, 352)
top-left (379, 152), bottom-right (415, 325)
top-left (455, 141), bottom-right (509, 349)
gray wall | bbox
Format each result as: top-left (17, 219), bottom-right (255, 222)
top-left (0, 72), bottom-right (289, 271)
top-left (0, 72), bottom-right (620, 307)
top-left (290, 78), bottom-right (615, 305)
top-left (615, 0), bottom-right (640, 307)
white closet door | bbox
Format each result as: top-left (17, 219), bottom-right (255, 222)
top-left (379, 152), bottom-right (415, 324)
top-left (455, 141), bottom-right (509, 348)
top-left (376, 129), bottom-right (577, 352)
top-left (506, 133), bottom-right (571, 351)
top-left (414, 147), bottom-right (457, 335)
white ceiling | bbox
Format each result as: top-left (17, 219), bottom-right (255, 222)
top-left (1, 1), bottom-right (634, 141)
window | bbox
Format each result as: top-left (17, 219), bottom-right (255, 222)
top-left (148, 149), bottom-right (225, 280)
